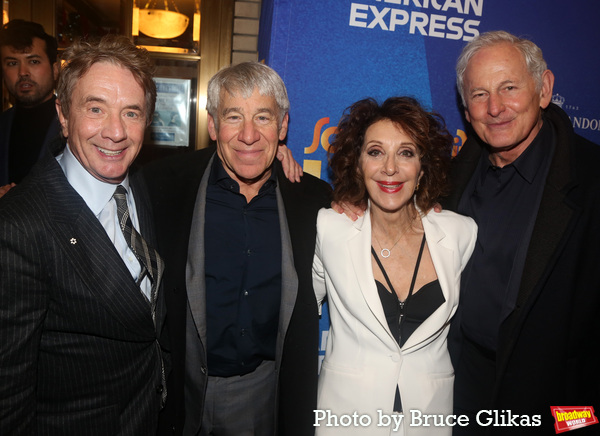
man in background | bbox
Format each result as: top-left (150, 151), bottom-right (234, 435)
top-left (0, 19), bottom-right (60, 196)
top-left (446, 30), bottom-right (600, 434)
top-left (0, 35), bottom-right (166, 434)
top-left (144, 61), bottom-right (331, 435)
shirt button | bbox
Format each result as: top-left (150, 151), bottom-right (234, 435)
top-left (156, 385), bottom-right (164, 395)
top-left (241, 328), bottom-right (247, 336)
top-left (243, 290), bottom-right (249, 296)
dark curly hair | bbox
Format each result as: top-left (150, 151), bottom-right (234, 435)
top-left (329, 96), bottom-right (453, 213)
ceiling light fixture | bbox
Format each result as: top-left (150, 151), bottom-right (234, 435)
top-left (138, 0), bottom-right (190, 39)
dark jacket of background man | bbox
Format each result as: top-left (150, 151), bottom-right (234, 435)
top-left (0, 19), bottom-right (60, 186)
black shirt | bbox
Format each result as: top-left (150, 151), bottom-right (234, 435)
top-left (204, 158), bottom-right (282, 376)
top-left (457, 120), bottom-right (555, 351)
top-left (8, 95), bottom-right (57, 183)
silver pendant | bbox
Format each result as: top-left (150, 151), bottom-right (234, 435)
top-left (381, 248), bottom-right (391, 258)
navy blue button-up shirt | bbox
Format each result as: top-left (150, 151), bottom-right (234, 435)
top-left (204, 158), bottom-right (282, 376)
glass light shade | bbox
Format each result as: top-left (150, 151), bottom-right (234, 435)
top-left (132, 7), bottom-right (140, 36)
top-left (193, 12), bottom-right (201, 42)
top-left (139, 9), bottom-right (189, 39)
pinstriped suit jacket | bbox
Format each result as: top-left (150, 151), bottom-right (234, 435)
top-left (0, 144), bottom-right (166, 435)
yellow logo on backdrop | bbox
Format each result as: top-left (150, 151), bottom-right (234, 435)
top-left (303, 117), bottom-right (338, 178)
top-left (303, 117), bottom-right (467, 179)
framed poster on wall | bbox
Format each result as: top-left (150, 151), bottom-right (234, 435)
top-left (146, 77), bottom-right (192, 147)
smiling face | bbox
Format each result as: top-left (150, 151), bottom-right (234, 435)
top-left (0, 37), bottom-right (58, 107)
top-left (208, 87), bottom-right (288, 195)
top-left (360, 119), bottom-right (423, 216)
top-left (56, 62), bottom-right (147, 184)
top-left (463, 42), bottom-right (553, 164)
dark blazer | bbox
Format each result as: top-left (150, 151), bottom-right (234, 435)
top-left (446, 104), bottom-right (600, 434)
top-left (142, 148), bottom-right (332, 435)
top-left (0, 105), bottom-right (61, 185)
top-left (0, 142), bottom-right (167, 435)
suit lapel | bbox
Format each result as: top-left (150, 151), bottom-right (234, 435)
top-left (186, 154), bottom-right (214, 347)
top-left (43, 156), bottom-right (155, 334)
top-left (131, 175), bottom-right (165, 332)
top-left (402, 212), bottom-right (456, 352)
top-left (352, 207), bottom-right (459, 353)
top-left (275, 186), bottom-right (298, 365)
top-left (276, 164), bottom-right (323, 363)
top-left (348, 209), bottom-right (397, 345)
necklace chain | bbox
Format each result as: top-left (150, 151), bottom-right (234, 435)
top-left (373, 227), bottom-right (407, 259)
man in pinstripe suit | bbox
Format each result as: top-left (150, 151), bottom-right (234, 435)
top-left (0, 35), bottom-right (166, 435)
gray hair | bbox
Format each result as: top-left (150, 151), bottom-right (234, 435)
top-left (206, 61), bottom-right (289, 127)
top-left (456, 30), bottom-right (548, 106)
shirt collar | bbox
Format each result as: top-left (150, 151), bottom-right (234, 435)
top-left (480, 119), bottom-right (553, 184)
top-left (209, 156), bottom-right (277, 194)
top-left (56, 143), bottom-right (130, 216)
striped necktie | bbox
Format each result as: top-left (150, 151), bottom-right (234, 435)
top-left (113, 185), bottom-right (164, 317)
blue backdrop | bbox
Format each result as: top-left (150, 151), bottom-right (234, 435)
top-left (258, 0), bottom-right (600, 369)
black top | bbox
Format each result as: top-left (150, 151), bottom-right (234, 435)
top-left (372, 235), bottom-right (445, 411)
top-left (8, 96), bottom-right (57, 183)
top-left (456, 120), bottom-right (554, 351)
top-left (204, 158), bottom-right (282, 377)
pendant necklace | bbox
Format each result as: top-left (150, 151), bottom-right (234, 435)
top-left (373, 227), bottom-right (408, 258)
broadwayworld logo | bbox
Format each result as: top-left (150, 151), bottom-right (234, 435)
top-left (551, 406), bottom-right (598, 434)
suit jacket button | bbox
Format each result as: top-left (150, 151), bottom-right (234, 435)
top-left (156, 385), bottom-right (164, 394)
top-left (391, 354), bottom-right (401, 362)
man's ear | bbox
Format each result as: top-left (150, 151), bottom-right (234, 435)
top-left (539, 69), bottom-right (555, 109)
top-left (279, 113), bottom-right (289, 141)
top-left (52, 62), bottom-right (59, 82)
top-left (207, 114), bottom-right (218, 141)
top-left (55, 99), bottom-right (69, 138)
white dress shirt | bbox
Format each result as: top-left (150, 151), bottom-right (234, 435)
top-left (56, 144), bottom-right (151, 300)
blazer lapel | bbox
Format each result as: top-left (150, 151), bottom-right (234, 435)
top-left (402, 212), bottom-right (456, 352)
top-left (43, 157), bottom-right (155, 334)
top-left (186, 154), bottom-right (214, 347)
top-left (131, 176), bottom-right (165, 333)
top-left (348, 209), bottom-right (398, 345)
top-left (275, 186), bottom-right (298, 365)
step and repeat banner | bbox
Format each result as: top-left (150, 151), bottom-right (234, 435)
top-left (258, 0), bottom-right (600, 369)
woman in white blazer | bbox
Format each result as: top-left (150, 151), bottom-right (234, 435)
top-left (313, 97), bottom-right (477, 435)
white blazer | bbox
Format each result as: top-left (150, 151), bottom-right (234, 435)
top-left (312, 206), bottom-right (477, 435)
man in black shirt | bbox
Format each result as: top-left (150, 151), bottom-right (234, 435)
top-left (143, 62), bottom-right (331, 435)
top-left (0, 19), bottom-right (60, 196)
top-left (446, 30), bottom-right (600, 435)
